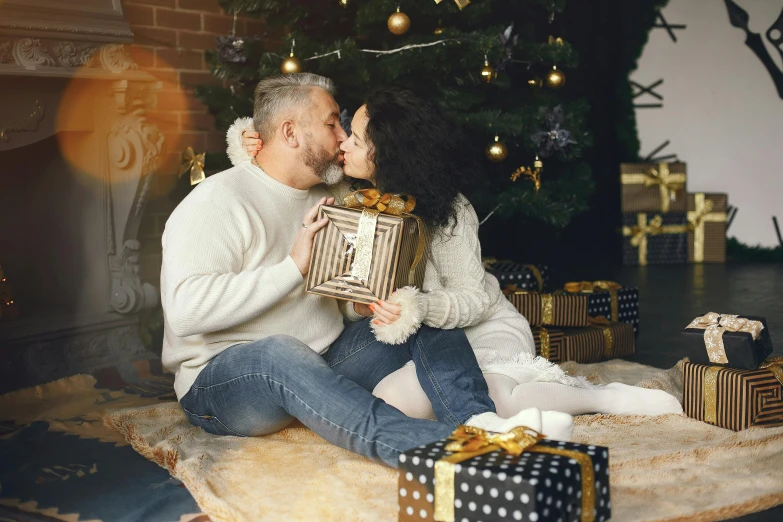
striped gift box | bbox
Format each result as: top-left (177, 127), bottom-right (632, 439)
top-left (506, 292), bottom-right (590, 327)
top-left (306, 205), bottom-right (426, 304)
top-left (683, 361), bottom-right (783, 431)
top-left (533, 327), bottom-right (565, 362)
top-left (560, 323), bottom-right (635, 363)
top-left (620, 162), bottom-right (687, 213)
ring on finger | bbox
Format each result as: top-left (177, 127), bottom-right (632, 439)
top-left (301, 223), bottom-right (308, 229)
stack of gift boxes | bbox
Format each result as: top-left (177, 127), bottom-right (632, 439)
top-left (680, 312), bottom-right (782, 431)
top-left (485, 261), bottom-right (640, 365)
top-left (620, 162), bottom-right (728, 265)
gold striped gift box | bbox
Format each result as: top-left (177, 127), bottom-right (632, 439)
top-left (506, 291), bottom-right (590, 327)
top-left (682, 361), bottom-right (783, 431)
top-left (686, 192), bottom-right (727, 263)
top-left (620, 162), bottom-right (687, 213)
top-left (560, 322), bottom-right (636, 363)
top-left (532, 327), bottom-right (565, 363)
top-left (306, 205), bottom-right (426, 304)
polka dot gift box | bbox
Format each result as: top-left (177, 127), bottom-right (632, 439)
top-left (561, 281), bottom-right (640, 336)
top-left (483, 261), bottom-right (550, 293)
top-left (398, 426), bottom-right (611, 522)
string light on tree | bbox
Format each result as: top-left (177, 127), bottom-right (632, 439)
top-left (485, 135), bottom-right (508, 162)
top-left (387, 6), bottom-right (411, 35)
top-left (545, 65), bottom-right (566, 89)
top-left (339, 0), bottom-right (349, 7)
top-left (480, 55), bottom-right (496, 83)
top-left (280, 39), bottom-right (303, 74)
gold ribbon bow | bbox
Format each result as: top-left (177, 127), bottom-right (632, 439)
top-left (433, 425), bottom-right (596, 522)
top-left (178, 147), bottom-right (206, 186)
top-left (686, 312), bottom-right (764, 364)
top-left (341, 189), bottom-right (423, 284)
top-left (687, 193), bottom-right (727, 263)
top-left (434, 0), bottom-right (470, 10)
top-left (622, 213), bottom-right (690, 265)
top-left (564, 280), bottom-right (622, 321)
top-left (620, 163), bottom-right (686, 213)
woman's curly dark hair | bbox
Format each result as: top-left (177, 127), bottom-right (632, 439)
top-left (363, 88), bottom-right (482, 230)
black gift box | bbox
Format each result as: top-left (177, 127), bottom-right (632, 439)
top-left (622, 212), bottom-right (689, 265)
top-left (561, 286), bottom-right (640, 336)
top-left (681, 314), bottom-right (773, 370)
top-left (486, 261), bottom-right (550, 292)
top-left (398, 437), bottom-right (611, 522)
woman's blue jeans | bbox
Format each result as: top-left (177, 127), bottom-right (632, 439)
top-left (179, 319), bottom-right (495, 467)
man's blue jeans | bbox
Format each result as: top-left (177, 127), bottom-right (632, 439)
top-left (179, 319), bottom-right (495, 467)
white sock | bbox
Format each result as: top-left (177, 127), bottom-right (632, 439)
top-left (540, 411), bottom-right (574, 441)
top-left (485, 375), bottom-right (682, 416)
top-left (466, 407), bottom-right (542, 433)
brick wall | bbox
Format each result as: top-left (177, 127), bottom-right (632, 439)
top-left (121, 0), bottom-right (276, 283)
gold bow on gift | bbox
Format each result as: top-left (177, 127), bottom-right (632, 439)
top-left (687, 193), bottom-right (727, 263)
top-left (686, 312), bottom-right (764, 364)
top-left (433, 425), bottom-right (596, 522)
top-left (622, 213), bottom-right (689, 266)
top-left (340, 189), bottom-right (422, 284)
top-left (621, 163), bottom-right (686, 213)
top-left (565, 280), bottom-right (622, 321)
top-left (434, 0), bottom-right (470, 10)
top-left (178, 147), bottom-right (206, 186)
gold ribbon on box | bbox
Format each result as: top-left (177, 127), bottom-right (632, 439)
top-left (433, 425), bottom-right (596, 522)
top-left (687, 193), bottom-right (727, 263)
top-left (685, 312), bottom-right (764, 364)
top-left (502, 287), bottom-right (555, 325)
top-left (342, 189), bottom-right (423, 284)
top-left (588, 316), bottom-right (615, 359)
top-left (620, 163), bottom-right (686, 213)
top-left (178, 147), bottom-right (206, 186)
top-left (564, 280), bottom-right (623, 322)
top-left (538, 327), bottom-right (551, 359)
top-left (622, 213), bottom-right (690, 266)
top-left (702, 356), bottom-right (783, 425)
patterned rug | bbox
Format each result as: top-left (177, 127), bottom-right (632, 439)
top-left (101, 359), bottom-right (783, 522)
top-left (0, 360), bottom-right (209, 522)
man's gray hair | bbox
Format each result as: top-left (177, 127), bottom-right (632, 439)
top-left (253, 73), bottom-right (336, 142)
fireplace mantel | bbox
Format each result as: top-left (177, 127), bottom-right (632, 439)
top-left (0, 0), bottom-right (164, 391)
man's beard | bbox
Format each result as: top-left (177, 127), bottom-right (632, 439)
top-left (303, 142), bottom-right (344, 186)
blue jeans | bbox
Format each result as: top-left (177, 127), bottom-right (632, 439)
top-left (180, 319), bottom-right (494, 467)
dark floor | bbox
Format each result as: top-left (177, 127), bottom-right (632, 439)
top-left (556, 263), bottom-right (783, 522)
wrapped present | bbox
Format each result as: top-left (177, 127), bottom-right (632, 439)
top-left (621, 212), bottom-right (689, 265)
top-left (533, 327), bottom-right (565, 362)
top-left (687, 192), bottom-right (728, 263)
top-left (398, 425), bottom-right (611, 522)
top-left (562, 281), bottom-right (640, 336)
top-left (306, 190), bottom-right (426, 304)
top-left (682, 312), bottom-right (773, 370)
top-left (561, 319), bottom-right (635, 363)
top-left (484, 259), bottom-right (549, 292)
top-left (504, 289), bottom-right (590, 327)
top-left (620, 162), bottom-right (687, 213)
top-left (683, 359), bottom-right (783, 431)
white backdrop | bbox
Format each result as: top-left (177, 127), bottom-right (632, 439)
top-left (632, 0), bottom-right (783, 247)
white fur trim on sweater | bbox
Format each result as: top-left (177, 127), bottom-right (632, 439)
top-left (371, 286), bottom-right (424, 345)
top-left (227, 117), bottom-right (255, 166)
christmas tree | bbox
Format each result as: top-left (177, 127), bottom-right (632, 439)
top-left (195, 0), bottom-right (594, 230)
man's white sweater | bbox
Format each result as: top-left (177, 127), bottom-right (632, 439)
top-left (160, 162), bottom-right (344, 400)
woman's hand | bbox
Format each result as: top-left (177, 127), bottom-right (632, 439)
top-left (369, 299), bottom-right (401, 326)
top-left (290, 197), bottom-right (334, 276)
top-left (242, 129), bottom-right (262, 157)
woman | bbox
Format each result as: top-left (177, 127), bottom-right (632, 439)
top-left (226, 87), bottom-right (683, 420)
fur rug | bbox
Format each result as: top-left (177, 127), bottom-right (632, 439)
top-left (102, 360), bottom-right (783, 522)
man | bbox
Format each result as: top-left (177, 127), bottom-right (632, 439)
top-left (161, 73), bottom-right (539, 467)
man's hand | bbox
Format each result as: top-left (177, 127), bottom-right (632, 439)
top-left (291, 197), bottom-right (334, 276)
top-left (369, 299), bottom-right (402, 326)
top-left (243, 130), bottom-right (262, 157)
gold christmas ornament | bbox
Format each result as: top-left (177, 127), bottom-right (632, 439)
top-left (387, 8), bottom-right (411, 35)
top-left (485, 135), bottom-right (508, 162)
top-left (480, 56), bottom-right (496, 83)
top-left (281, 52), bottom-right (303, 74)
top-left (434, 19), bottom-right (445, 35)
top-left (510, 156), bottom-right (544, 193)
top-left (545, 65), bottom-right (566, 89)
top-left (434, 0), bottom-right (471, 9)
top-left (548, 35), bottom-right (564, 46)
top-left (527, 74), bottom-right (543, 88)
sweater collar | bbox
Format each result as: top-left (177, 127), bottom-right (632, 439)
top-left (245, 161), bottom-right (311, 200)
